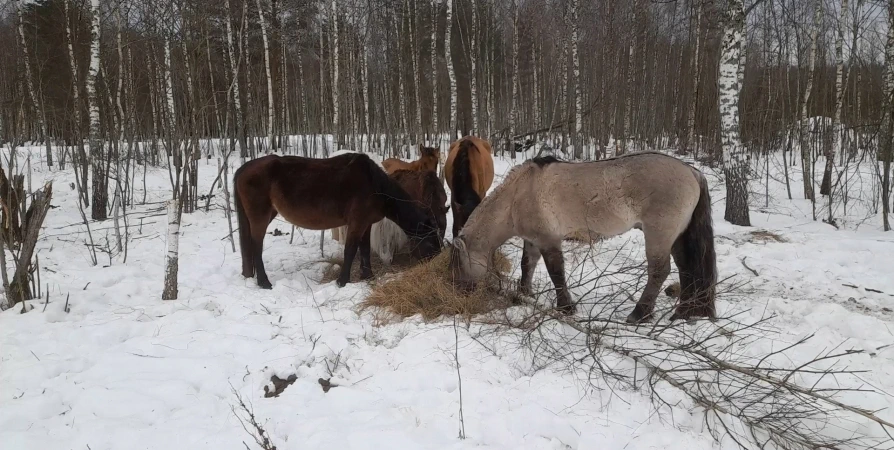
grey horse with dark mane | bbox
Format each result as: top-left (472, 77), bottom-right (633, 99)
top-left (449, 152), bottom-right (717, 324)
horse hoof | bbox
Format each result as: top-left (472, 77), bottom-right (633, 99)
top-left (556, 303), bottom-right (576, 315)
top-left (258, 281), bottom-right (273, 290)
top-left (360, 272), bottom-right (374, 281)
top-left (336, 278), bottom-right (348, 288)
top-left (625, 311), bottom-right (651, 324)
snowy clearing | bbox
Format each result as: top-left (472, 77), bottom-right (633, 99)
top-left (1, 144), bottom-right (893, 450)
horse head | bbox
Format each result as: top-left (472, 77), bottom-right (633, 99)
top-left (448, 236), bottom-right (488, 293)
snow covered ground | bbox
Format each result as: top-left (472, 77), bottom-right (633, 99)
top-left (1, 143), bottom-right (893, 449)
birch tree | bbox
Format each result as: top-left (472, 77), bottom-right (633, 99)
top-left (718, 0), bottom-right (750, 226)
top-left (445, 0), bottom-right (457, 138)
top-left (88, 0), bottom-right (106, 220)
top-left (430, 0), bottom-right (439, 142)
top-left (469, 0), bottom-right (479, 134)
top-left (569, 0), bottom-right (581, 157)
top-left (161, 198), bottom-right (181, 300)
top-left (880, 0), bottom-right (894, 231)
top-left (225, 0), bottom-right (246, 157)
top-left (508, 0), bottom-right (520, 156)
top-left (14, 0), bottom-right (52, 168)
top-left (331, 0), bottom-right (340, 148)
top-left (65, 0), bottom-right (88, 205)
top-left (685, 0), bottom-right (703, 154)
top-left (800, 0), bottom-right (822, 203)
top-left (256, 0), bottom-right (275, 152)
top-left (821, 0), bottom-right (849, 200)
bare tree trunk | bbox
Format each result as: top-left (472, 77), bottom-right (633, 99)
top-left (225, 0), bottom-right (247, 157)
top-left (65, 0), bottom-right (88, 206)
top-left (331, 0), bottom-right (340, 148)
top-left (8, 184), bottom-right (53, 306)
top-left (508, 0), bottom-right (520, 157)
top-left (719, 0), bottom-right (750, 226)
top-left (469, 0), bottom-right (479, 134)
top-left (881, 0), bottom-right (894, 231)
top-left (800, 0), bottom-right (821, 203)
top-left (88, 0), bottom-right (107, 220)
top-left (685, 0), bottom-right (703, 154)
top-left (14, 0), bottom-right (52, 168)
top-left (161, 198), bottom-right (181, 300)
top-left (409, 0), bottom-right (422, 142)
top-left (256, 0), bottom-right (275, 153)
top-left (821, 0), bottom-right (849, 200)
top-left (569, 0), bottom-right (581, 158)
top-left (430, 0), bottom-right (439, 142)
top-left (445, 0), bottom-right (456, 138)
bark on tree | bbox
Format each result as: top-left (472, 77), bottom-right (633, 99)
top-left (881, 0), bottom-right (894, 231)
top-left (469, 0), bottom-right (479, 134)
top-left (64, 0), bottom-right (88, 206)
top-left (161, 198), bottom-right (181, 300)
top-left (331, 0), bottom-right (340, 148)
top-left (225, 0), bottom-right (247, 157)
top-left (800, 0), bottom-right (821, 202)
top-left (445, 0), bottom-right (457, 136)
top-left (8, 183), bottom-right (53, 307)
top-left (88, 0), bottom-right (107, 221)
top-left (719, 0), bottom-right (751, 226)
top-left (569, 0), bottom-right (581, 157)
top-left (430, 0), bottom-right (439, 141)
top-left (821, 0), bottom-right (849, 199)
top-left (256, 0), bottom-right (275, 152)
top-left (14, 0), bottom-right (52, 168)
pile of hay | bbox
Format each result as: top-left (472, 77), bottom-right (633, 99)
top-left (359, 247), bottom-right (514, 323)
top-left (318, 249), bottom-right (420, 284)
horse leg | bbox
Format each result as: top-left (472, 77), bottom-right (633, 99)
top-left (541, 246), bottom-right (575, 315)
top-left (336, 223), bottom-right (364, 287)
top-left (519, 239), bottom-right (542, 295)
top-left (359, 225), bottom-right (374, 281)
top-left (451, 201), bottom-right (462, 238)
top-left (251, 214), bottom-right (274, 289)
top-left (626, 242), bottom-right (673, 324)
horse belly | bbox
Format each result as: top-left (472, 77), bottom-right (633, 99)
top-left (272, 201), bottom-right (346, 230)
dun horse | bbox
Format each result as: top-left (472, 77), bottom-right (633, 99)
top-left (449, 153), bottom-right (717, 324)
top-left (234, 153), bottom-right (442, 288)
top-left (443, 136), bottom-right (495, 237)
top-left (382, 145), bottom-right (440, 174)
top-left (332, 169), bottom-right (449, 265)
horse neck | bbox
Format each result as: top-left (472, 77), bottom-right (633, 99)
top-left (461, 186), bottom-right (515, 255)
top-left (378, 180), bottom-right (425, 234)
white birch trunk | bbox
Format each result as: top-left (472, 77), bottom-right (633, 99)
top-left (800, 0), bottom-right (821, 201)
top-left (430, 0), bottom-right (439, 142)
top-left (569, 0), bottom-right (581, 157)
top-left (256, 0), bottom-right (275, 152)
top-left (822, 0), bottom-right (849, 198)
top-left (719, 0), bottom-right (750, 226)
top-left (445, 0), bottom-right (457, 137)
top-left (161, 198), bottom-right (181, 300)
top-left (14, 0), bottom-right (52, 167)
top-left (508, 0), bottom-right (520, 156)
top-left (225, 0), bottom-right (246, 156)
top-left (331, 0), bottom-right (340, 148)
top-left (361, 40), bottom-right (371, 147)
top-left (533, 39), bottom-right (540, 131)
top-left (88, 0), bottom-right (105, 220)
top-left (880, 0), bottom-right (894, 231)
top-left (408, 0), bottom-right (422, 141)
top-left (686, 0), bottom-right (703, 153)
top-left (469, 0), bottom-right (478, 134)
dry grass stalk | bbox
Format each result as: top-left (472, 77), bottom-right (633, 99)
top-left (357, 247), bottom-right (513, 324)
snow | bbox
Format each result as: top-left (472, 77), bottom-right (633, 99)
top-left (1, 142), bottom-right (893, 449)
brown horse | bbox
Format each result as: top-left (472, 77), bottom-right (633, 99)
top-left (443, 136), bottom-right (495, 237)
top-left (234, 153), bottom-right (442, 288)
top-left (450, 153), bottom-right (717, 324)
top-left (382, 145), bottom-right (440, 174)
top-left (331, 169), bottom-right (449, 265)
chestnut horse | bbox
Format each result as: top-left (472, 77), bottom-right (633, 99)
top-left (332, 169), bottom-right (449, 265)
top-left (234, 153), bottom-right (442, 288)
top-left (382, 145), bottom-right (440, 174)
top-left (449, 153), bottom-right (717, 324)
top-left (444, 136), bottom-right (495, 237)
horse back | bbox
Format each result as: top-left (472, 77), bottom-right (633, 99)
top-left (444, 136), bottom-right (494, 196)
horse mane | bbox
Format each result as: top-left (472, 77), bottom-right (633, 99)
top-left (531, 155), bottom-right (562, 166)
top-left (362, 155), bottom-right (431, 238)
top-left (451, 140), bottom-right (482, 213)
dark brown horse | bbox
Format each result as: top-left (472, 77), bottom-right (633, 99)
top-left (443, 136), bottom-right (495, 237)
top-left (331, 169), bottom-right (449, 265)
top-left (382, 145), bottom-right (440, 174)
top-left (234, 153), bottom-right (442, 288)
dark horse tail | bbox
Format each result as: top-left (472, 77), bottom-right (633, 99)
top-left (360, 154), bottom-right (431, 238)
top-left (673, 172), bottom-right (717, 319)
top-left (233, 164), bottom-right (254, 277)
top-left (451, 139), bottom-right (481, 216)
